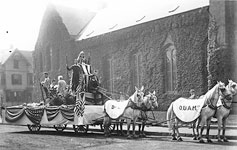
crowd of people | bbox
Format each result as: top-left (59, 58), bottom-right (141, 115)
top-left (40, 51), bottom-right (100, 103)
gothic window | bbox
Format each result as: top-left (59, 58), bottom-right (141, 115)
top-left (135, 53), bottom-right (142, 88)
top-left (166, 47), bottom-right (177, 91)
top-left (163, 34), bottom-right (177, 92)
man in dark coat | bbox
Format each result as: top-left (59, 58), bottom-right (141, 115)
top-left (67, 60), bottom-right (83, 94)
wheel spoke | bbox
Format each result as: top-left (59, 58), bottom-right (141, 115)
top-left (54, 124), bottom-right (67, 132)
top-left (73, 125), bottom-right (89, 133)
top-left (27, 124), bottom-right (41, 132)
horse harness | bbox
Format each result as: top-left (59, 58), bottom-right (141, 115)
top-left (219, 97), bottom-right (232, 110)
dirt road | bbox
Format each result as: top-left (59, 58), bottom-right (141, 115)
top-left (0, 124), bottom-right (237, 150)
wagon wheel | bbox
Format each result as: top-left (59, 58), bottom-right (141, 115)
top-left (27, 124), bottom-right (41, 132)
top-left (73, 125), bottom-right (89, 133)
top-left (100, 124), bottom-right (115, 133)
top-left (53, 124), bottom-right (67, 132)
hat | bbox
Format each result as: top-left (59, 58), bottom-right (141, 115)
top-left (58, 75), bottom-right (63, 80)
top-left (77, 51), bottom-right (85, 60)
top-left (44, 72), bottom-right (48, 75)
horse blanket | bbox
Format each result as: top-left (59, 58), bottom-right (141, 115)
top-left (173, 97), bottom-right (205, 123)
top-left (104, 100), bottom-right (129, 119)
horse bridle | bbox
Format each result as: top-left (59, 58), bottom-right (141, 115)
top-left (219, 83), bottom-right (237, 110)
top-left (206, 85), bottom-right (226, 110)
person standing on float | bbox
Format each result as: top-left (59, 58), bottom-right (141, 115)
top-left (67, 58), bottom-right (83, 95)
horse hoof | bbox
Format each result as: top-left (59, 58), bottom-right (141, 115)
top-left (199, 139), bottom-right (205, 143)
top-left (223, 139), bottom-right (229, 142)
top-left (127, 135), bottom-right (132, 139)
top-left (172, 137), bottom-right (177, 140)
top-left (132, 134), bottom-right (139, 139)
top-left (193, 137), bottom-right (197, 140)
top-left (217, 139), bottom-right (223, 142)
top-left (120, 132), bottom-right (125, 136)
top-left (207, 139), bottom-right (213, 143)
top-left (142, 134), bottom-right (147, 138)
top-left (139, 134), bottom-right (146, 138)
top-left (177, 137), bottom-right (183, 142)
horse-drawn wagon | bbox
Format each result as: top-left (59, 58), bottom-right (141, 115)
top-left (4, 57), bottom-right (116, 133)
top-left (4, 86), bottom-right (158, 137)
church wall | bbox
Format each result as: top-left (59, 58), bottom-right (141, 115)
top-left (76, 7), bottom-right (209, 110)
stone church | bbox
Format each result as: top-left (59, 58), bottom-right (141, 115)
top-left (33, 0), bottom-right (237, 112)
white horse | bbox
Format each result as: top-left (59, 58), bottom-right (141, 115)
top-left (167, 81), bottom-right (231, 142)
top-left (138, 91), bottom-right (159, 137)
top-left (216, 80), bottom-right (237, 142)
top-left (103, 86), bottom-right (144, 138)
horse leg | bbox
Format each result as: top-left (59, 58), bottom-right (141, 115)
top-left (198, 119), bottom-right (206, 143)
top-left (222, 118), bottom-right (229, 142)
top-left (192, 120), bottom-right (197, 140)
top-left (132, 118), bottom-right (138, 138)
top-left (103, 116), bottom-right (111, 137)
top-left (120, 119), bottom-right (125, 136)
top-left (126, 119), bottom-right (132, 139)
top-left (116, 119), bottom-right (120, 135)
top-left (139, 120), bottom-right (146, 138)
top-left (196, 118), bottom-right (200, 139)
top-left (217, 116), bottom-right (223, 142)
top-left (141, 121), bottom-right (146, 137)
top-left (171, 123), bottom-right (177, 140)
top-left (138, 124), bottom-right (141, 136)
top-left (206, 119), bottom-right (213, 143)
top-left (175, 124), bottom-right (183, 141)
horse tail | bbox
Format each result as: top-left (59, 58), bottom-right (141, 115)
top-left (167, 102), bottom-right (174, 131)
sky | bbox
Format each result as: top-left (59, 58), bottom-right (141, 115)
top-left (0, 0), bottom-right (209, 52)
top-left (0, 0), bottom-right (109, 51)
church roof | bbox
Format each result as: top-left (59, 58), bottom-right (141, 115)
top-left (76, 0), bottom-right (209, 41)
top-left (54, 4), bottom-right (96, 36)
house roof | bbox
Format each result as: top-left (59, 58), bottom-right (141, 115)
top-left (0, 49), bottom-right (13, 65)
top-left (19, 50), bottom-right (33, 66)
top-left (76, 0), bottom-right (209, 41)
top-left (0, 49), bottom-right (33, 66)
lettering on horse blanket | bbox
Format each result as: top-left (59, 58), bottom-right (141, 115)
top-left (173, 97), bottom-right (205, 122)
top-left (104, 100), bottom-right (129, 119)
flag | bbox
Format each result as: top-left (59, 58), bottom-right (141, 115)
top-left (74, 92), bottom-right (85, 117)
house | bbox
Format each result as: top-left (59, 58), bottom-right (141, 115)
top-left (33, 0), bottom-right (237, 113)
top-left (0, 49), bottom-right (33, 106)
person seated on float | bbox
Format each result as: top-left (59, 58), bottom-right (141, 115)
top-left (57, 75), bottom-right (67, 97)
top-left (49, 79), bottom-right (57, 96)
top-left (88, 69), bottom-right (100, 93)
top-left (41, 72), bottom-right (51, 98)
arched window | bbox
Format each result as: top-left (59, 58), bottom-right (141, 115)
top-left (163, 34), bottom-right (177, 92)
top-left (166, 47), bottom-right (177, 91)
top-left (135, 53), bottom-right (142, 88)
